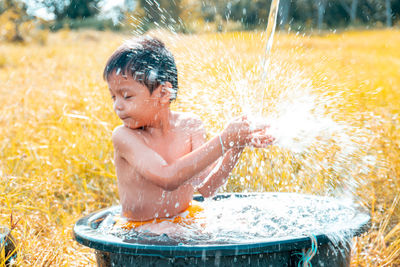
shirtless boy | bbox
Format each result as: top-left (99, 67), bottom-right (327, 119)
top-left (103, 36), bottom-right (274, 232)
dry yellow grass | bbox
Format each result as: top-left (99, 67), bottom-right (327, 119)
top-left (0, 29), bottom-right (399, 266)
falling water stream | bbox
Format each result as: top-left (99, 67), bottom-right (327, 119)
top-left (259, 0), bottom-right (280, 115)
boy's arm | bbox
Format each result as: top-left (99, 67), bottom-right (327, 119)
top-left (197, 147), bottom-right (244, 198)
top-left (190, 119), bottom-right (275, 197)
top-left (187, 119), bottom-right (219, 188)
top-left (113, 116), bottom-right (269, 192)
top-left (193, 147), bottom-right (244, 197)
top-left (189, 119), bottom-right (244, 197)
top-left (113, 125), bottom-right (228, 191)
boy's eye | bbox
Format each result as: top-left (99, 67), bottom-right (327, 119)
top-left (111, 95), bottom-right (115, 100)
top-left (123, 92), bottom-right (132, 99)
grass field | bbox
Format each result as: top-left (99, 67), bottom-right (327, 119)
top-left (1, 29), bottom-right (399, 266)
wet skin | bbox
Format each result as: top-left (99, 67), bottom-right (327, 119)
top-left (108, 71), bottom-right (274, 222)
top-left (113, 113), bottom-right (204, 221)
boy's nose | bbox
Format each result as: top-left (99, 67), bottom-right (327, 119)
top-left (114, 99), bottom-right (124, 111)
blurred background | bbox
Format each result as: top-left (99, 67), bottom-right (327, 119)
top-left (1, 0), bottom-right (400, 43)
top-left (1, 0), bottom-right (400, 266)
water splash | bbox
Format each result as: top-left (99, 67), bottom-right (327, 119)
top-left (76, 8), bottom-right (384, 267)
top-left (139, 1), bottom-right (383, 198)
top-left (110, 0), bottom-right (380, 252)
top-left (98, 194), bottom-right (368, 246)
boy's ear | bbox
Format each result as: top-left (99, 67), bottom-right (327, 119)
top-left (159, 82), bottom-right (172, 104)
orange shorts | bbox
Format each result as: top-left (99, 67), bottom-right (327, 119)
top-left (115, 201), bottom-right (204, 230)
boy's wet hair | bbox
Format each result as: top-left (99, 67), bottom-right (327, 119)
top-left (103, 36), bottom-right (178, 101)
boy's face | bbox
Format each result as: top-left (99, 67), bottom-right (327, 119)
top-left (107, 71), bottom-right (161, 129)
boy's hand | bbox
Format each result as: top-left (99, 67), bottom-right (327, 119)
top-left (247, 131), bottom-right (275, 148)
top-left (222, 115), bottom-right (272, 148)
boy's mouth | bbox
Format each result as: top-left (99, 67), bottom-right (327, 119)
top-left (119, 115), bottom-right (129, 120)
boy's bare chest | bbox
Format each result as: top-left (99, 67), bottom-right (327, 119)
top-left (146, 131), bottom-right (192, 163)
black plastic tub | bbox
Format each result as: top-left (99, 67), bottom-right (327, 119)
top-left (73, 193), bottom-right (370, 267)
top-left (0, 226), bottom-right (17, 266)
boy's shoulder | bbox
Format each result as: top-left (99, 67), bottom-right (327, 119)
top-left (173, 111), bottom-right (204, 130)
top-left (111, 125), bottom-right (140, 144)
top-left (112, 125), bottom-right (126, 135)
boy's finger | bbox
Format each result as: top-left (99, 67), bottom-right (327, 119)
top-left (251, 124), bottom-right (270, 133)
top-left (236, 114), bottom-right (247, 122)
top-left (250, 128), bottom-right (265, 134)
top-left (251, 134), bottom-right (275, 146)
top-left (265, 135), bottom-right (275, 141)
top-left (265, 137), bottom-right (276, 145)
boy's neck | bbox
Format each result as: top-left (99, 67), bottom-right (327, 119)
top-left (145, 108), bottom-right (174, 136)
